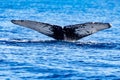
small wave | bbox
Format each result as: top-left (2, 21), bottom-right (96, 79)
top-left (0, 38), bottom-right (57, 43)
top-left (0, 38), bottom-right (65, 47)
top-left (0, 38), bottom-right (119, 50)
top-left (75, 41), bottom-right (120, 50)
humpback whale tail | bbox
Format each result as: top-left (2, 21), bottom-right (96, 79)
top-left (11, 20), bottom-right (111, 41)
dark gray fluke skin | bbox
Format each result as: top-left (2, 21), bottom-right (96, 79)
top-left (11, 20), bottom-right (111, 41)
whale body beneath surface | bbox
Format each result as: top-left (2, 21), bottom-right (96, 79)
top-left (11, 20), bottom-right (111, 41)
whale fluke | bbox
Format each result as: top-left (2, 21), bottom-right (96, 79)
top-left (11, 20), bottom-right (111, 41)
top-left (11, 20), bottom-right (64, 40)
top-left (63, 22), bottom-right (111, 40)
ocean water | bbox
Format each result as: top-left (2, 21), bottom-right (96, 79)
top-left (0, 0), bottom-right (120, 80)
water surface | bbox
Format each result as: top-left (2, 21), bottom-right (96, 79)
top-left (0, 0), bottom-right (120, 80)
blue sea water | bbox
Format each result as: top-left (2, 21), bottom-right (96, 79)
top-left (0, 0), bottom-right (120, 80)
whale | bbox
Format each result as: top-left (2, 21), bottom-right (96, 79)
top-left (11, 20), bottom-right (111, 41)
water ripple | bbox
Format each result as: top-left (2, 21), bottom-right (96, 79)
top-left (0, 38), bottom-right (120, 50)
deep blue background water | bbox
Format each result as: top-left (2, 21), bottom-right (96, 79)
top-left (0, 0), bottom-right (120, 80)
